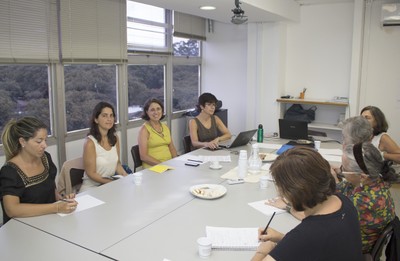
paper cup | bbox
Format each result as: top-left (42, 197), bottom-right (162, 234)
top-left (133, 173), bottom-right (143, 185)
top-left (314, 140), bottom-right (321, 151)
top-left (197, 237), bottom-right (212, 258)
top-left (260, 175), bottom-right (269, 189)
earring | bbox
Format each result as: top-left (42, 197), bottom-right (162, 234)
top-left (22, 145), bottom-right (25, 148)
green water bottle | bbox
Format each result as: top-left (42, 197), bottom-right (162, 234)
top-left (257, 124), bottom-right (264, 143)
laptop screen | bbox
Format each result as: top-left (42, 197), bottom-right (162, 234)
top-left (279, 119), bottom-right (308, 140)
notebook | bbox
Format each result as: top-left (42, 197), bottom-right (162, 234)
top-left (219, 129), bottom-right (257, 149)
top-left (278, 119), bottom-right (309, 140)
top-left (205, 226), bottom-right (260, 250)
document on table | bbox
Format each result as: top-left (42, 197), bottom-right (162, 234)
top-left (198, 155), bottom-right (232, 162)
top-left (149, 165), bottom-right (175, 173)
top-left (58, 195), bottom-right (105, 217)
top-left (248, 200), bottom-right (286, 216)
top-left (205, 226), bottom-right (260, 250)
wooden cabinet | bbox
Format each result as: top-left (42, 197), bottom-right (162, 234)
top-left (276, 98), bottom-right (348, 139)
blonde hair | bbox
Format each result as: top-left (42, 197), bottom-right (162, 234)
top-left (1, 117), bottom-right (47, 161)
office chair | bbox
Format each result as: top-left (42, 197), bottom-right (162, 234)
top-left (182, 135), bottom-right (193, 154)
top-left (363, 222), bottom-right (394, 261)
top-left (57, 157), bottom-right (84, 195)
top-left (130, 145), bottom-right (142, 173)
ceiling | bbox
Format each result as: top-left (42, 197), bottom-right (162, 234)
top-left (133, 0), bottom-right (354, 24)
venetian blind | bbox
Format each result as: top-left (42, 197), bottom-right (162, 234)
top-left (60, 0), bottom-right (127, 63)
top-left (0, 0), bottom-right (59, 63)
top-left (173, 12), bottom-right (206, 41)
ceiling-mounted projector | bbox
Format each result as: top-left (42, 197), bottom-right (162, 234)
top-left (231, 0), bottom-right (248, 24)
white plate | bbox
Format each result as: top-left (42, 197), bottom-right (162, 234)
top-left (259, 153), bottom-right (278, 162)
top-left (190, 184), bottom-right (227, 199)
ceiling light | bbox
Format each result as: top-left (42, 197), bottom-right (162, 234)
top-left (200, 6), bottom-right (216, 10)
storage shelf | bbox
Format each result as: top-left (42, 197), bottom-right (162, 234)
top-left (276, 98), bottom-right (348, 107)
top-left (308, 122), bottom-right (342, 131)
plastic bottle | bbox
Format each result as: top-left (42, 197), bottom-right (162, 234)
top-left (257, 124), bottom-right (264, 143)
top-left (237, 150), bottom-right (248, 179)
top-left (248, 143), bottom-right (262, 174)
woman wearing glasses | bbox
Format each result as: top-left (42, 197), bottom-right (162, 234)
top-left (189, 93), bottom-right (231, 149)
top-left (334, 142), bottom-right (397, 254)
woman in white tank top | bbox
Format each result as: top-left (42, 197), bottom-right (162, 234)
top-left (80, 102), bottom-right (128, 192)
top-left (361, 106), bottom-right (400, 164)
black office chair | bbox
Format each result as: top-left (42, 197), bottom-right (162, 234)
top-left (182, 135), bottom-right (193, 154)
top-left (364, 222), bottom-right (394, 261)
top-left (70, 168), bottom-right (84, 192)
top-left (130, 145), bottom-right (142, 173)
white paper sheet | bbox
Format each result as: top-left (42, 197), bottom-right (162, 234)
top-left (248, 200), bottom-right (286, 216)
top-left (58, 195), bottom-right (105, 217)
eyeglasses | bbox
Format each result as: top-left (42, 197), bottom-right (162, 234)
top-left (337, 165), bottom-right (362, 179)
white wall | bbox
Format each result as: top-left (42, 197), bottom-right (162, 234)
top-left (359, 0), bottom-right (400, 142)
top-left (202, 22), bottom-right (248, 135)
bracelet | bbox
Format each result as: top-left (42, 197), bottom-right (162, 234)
top-left (285, 204), bottom-right (292, 212)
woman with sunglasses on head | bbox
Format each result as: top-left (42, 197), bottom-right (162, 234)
top-left (334, 142), bottom-right (397, 254)
top-left (189, 93), bottom-right (231, 150)
top-left (361, 106), bottom-right (400, 163)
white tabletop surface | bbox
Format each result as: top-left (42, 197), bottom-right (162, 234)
top-left (0, 219), bottom-right (111, 261)
top-left (4, 139), bottom-right (341, 260)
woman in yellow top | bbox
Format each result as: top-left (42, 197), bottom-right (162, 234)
top-left (138, 98), bottom-right (178, 168)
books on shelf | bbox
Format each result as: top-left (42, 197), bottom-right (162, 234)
top-left (205, 226), bottom-right (260, 250)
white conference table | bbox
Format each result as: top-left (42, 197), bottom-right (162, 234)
top-left (3, 138), bottom-right (342, 260)
top-left (0, 219), bottom-right (112, 261)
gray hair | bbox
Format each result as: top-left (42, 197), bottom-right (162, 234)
top-left (343, 142), bottom-right (397, 182)
top-left (342, 116), bottom-right (373, 145)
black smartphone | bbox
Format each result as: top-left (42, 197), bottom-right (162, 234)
top-left (185, 162), bottom-right (199, 167)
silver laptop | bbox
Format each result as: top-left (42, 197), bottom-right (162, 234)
top-left (219, 129), bottom-right (257, 148)
top-left (279, 119), bottom-right (309, 140)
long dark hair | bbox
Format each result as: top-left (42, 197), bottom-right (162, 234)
top-left (88, 101), bottom-right (117, 146)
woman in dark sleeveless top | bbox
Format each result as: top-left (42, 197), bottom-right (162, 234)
top-left (189, 93), bottom-right (231, 149)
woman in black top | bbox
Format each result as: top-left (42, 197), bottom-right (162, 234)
top-left (0, 117), bottom-right (77, 223)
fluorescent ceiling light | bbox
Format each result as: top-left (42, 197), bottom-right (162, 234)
top-left (200, 6), bottom-right (216, 10)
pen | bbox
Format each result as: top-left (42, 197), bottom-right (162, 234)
top-left (188, 159), bottom-right (203, 163)
top-left (262, 212), bottom-right (276, 235)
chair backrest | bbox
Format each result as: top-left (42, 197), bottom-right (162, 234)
top-left (131, 145), bottom-right (142, 173)
top-left (57, 157), bottom-right (84, 196)
top-left (182, 135), bottom-right (192, 154)
top-left (370, 222), bottom-right (394, 261)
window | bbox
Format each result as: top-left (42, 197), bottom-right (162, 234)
top-left (127, 1), bottom-right (171, 52)
top-left (64, 64), bottom-right (117, 132)
top-left (172, 37), bottom-right (201, 112)
top-left (0, 64), bottom-right (51, 136)
top-left (127, 64), bottom-right (165, 120)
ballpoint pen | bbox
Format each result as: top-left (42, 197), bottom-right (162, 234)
top-left (262, 212), bottom-right (276, 235)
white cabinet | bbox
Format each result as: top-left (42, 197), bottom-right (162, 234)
top-left (276, 98), bottom-right (348, 140)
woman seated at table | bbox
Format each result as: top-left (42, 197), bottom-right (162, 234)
top-left (0, 117), bottom-right (77, 224)
top-left (333, 142), bottom-right (397, 254)
top-left (189, 93), bottom-right (231, 150)
top-left (361, 105), bottom-right (400, 163)
top-left (138, 98), bottom-right (178, 168)
top-left (251, 147), bottom-right (363, 261)
top-left (81, 102), bottom-right (128, 192)
top-left (342, 116), bottom-right (373, 146)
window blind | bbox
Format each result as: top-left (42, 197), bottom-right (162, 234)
top-left (60, 0), bottom-right (127, 63)
top-left (0, 0), bottom-right (59, 63)
top-left (173, 12), bottom-right (206, 41)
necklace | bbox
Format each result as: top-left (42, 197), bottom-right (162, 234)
top-left (149, 122), bottom-right (164, 138)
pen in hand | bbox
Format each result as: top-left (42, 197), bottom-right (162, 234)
top-left (262, 212), bottom-right (276, 235)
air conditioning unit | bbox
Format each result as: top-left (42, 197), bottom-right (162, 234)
top-left (382, 3), bottom-right (400, 26)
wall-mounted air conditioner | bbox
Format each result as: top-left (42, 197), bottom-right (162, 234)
top-left (382, 3), bottom-right (400, 26)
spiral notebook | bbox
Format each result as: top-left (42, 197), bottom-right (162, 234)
top-left (205, 226), bottom-right (260, 250)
